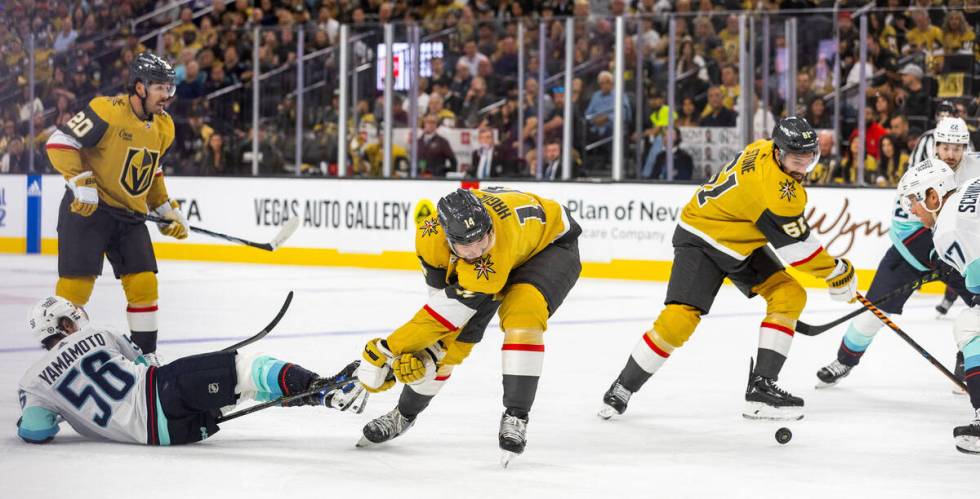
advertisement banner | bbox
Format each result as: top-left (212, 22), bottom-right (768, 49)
top-left (0, 175), bottom-right (27, 251)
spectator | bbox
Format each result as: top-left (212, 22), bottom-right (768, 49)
top-left (541, 140), bottom-right (566, 180)
top-left (942, 10), bottom-right (975, 54)
top-left (427, 93), bottom-right (457, 128)
top-left (848, 106), bottom-right (887, 159)
top-left (877, 134), bottom-right (908, 186)
top-left (459, 77), bottom-right (495, 128)
top-left (585, 71), bottom-right (629, 137)
top-left (417, 114), bottom-right (457, 177)
top-left (523, 77), bottom-right (555, 121)
top-left (469, 127), bottom-right (511, 178)
top-left (677, 97), bottom-right (700, 127)
top-left (889, 114), bottom-right (910, 146)
top-left (699, 86), bottom-right (737, 127)
top-left (459, 40), bottom-right (489, 76)
top-left (652, 127), bottom-right (694, 180)
top-left (806, 97), bottom-right (832, 130)
top-left (448, 60), bottom-right (472, 106)
top-left (429, 56), bottom-right (451, 89)
top-left (0, 120), bottom-right (19, 156)
top-left (53, 17), bottom-right (78, 54)
top-left (640, 90), bottom-right (674, 179)
top-left (795, 72), bottom-right (817, 116)
top-left (834, 138), bottom-right (878, 184)
top-left (1, 136), bottom-right (29, 173)
top-left (201, 132), bottom-right (238, 176)
top-left (904, 8), bottom-right (943, 55)
top-left (809, 129), bottom-right (839, 185)
top-left (873, 91), bottom-right (895, 128)
top-left (896, 64), bottom-right (932, 119)
top-left (719, 64), bottom-right (739, 110)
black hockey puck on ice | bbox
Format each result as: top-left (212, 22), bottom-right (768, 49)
top-left (775, 427), bottom-right (792, 444)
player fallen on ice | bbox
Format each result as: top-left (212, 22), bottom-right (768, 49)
top-left (16, 296), bottom-right (364, 445)
top-left (45, 52), bottom-right (190, 367)
top-left (816, 118), bottom-right (980, 389)
top-left (599, 116), bottom-right (858, 422)
top-left (354, 187), bottom-right (581, 465)
top-left (893, 160), bottom-right (980, 454)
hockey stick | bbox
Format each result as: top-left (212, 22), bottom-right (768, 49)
top-left (855, 292), bottom-right (967, 391)
top-left (99, 203), bottom-right (300, 252)
top-left (220, 291), bottom-right (294, 352)
top-left (216, 378), bottom-right (350, 423)
top-left (795, 269), bottom-right (943, 336)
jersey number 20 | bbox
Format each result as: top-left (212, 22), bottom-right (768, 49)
top-left (56, 351), bottom-right (136, 427)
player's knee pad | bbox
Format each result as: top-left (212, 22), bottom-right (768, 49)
top-left (953, 307), bottom-right (980, 351)
top-left (499, 283), bottom-right (549, 332)
top-left (121, 271), bottom-right (158, 305)
top-left (443, 340), bottom-right (475, 366)
top-left (55, 276), bottom-right (96, 306)
top-left (753, 271), bottom-right (806, 323)
top-left (653, 304), bottom-right (701, 348)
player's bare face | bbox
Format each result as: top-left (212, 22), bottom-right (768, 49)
top-left (451, 231), bottom-right (494, 263)
top-left (936, 143), bottom-right (965, 170)
top-left (907, 193), bottom-right (939, 228)
top-left (781, 151), bottom-right (814, 182)
top-left (145, 83), bottom-right (176, 114)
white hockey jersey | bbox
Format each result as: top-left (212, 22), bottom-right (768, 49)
top-left (891, 153), bottom-right (980, 270)
top-left (17, 326), bottom-right (153, 444)
top-left (934, 176), bottom-right (980, 295)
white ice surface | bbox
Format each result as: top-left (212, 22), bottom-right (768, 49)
top-left (0, 255), bottom-right (975, 499)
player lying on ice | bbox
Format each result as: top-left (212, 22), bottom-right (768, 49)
top-left (893, 160), bottom-right (980, 454)
top-left (16, 296), bottom-right (364, 445)
top-left (354, 187), bottom-right (582, 466)
top-left (599, 116), bottom-right (858, 422)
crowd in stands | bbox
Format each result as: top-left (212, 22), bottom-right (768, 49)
top-left (2, 0), bottom-right (980, 185)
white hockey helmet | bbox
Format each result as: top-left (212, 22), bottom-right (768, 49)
top-left (28, 296), bottom-right (88, 343)
top-left (897, 158), bottom-right (957, 214)
top-left (934, 117), bottom-right (970, 146)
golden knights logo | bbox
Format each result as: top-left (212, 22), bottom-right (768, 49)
top-left (420, 217), bottom-right (440, 237)
top-left (472, 255), bottom-right (496, 280)
top-left (777, 179), bottom-right (797, 201)
top-left (119, 147), bottom-right (160, 196)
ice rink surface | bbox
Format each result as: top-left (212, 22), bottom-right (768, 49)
top-left (0, 255), bottom-right (975, 499)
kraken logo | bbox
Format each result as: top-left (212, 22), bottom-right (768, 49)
top-left (119, 147), bottom-right (160, 196)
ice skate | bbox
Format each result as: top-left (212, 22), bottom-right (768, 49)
top-left (499, 411), bottom-right (529, 468)
top-left (935, 296), bottom-right (954, 319)
top-left (598, 380), bottom-right (632, 420)
top-left (954, 408), bottom-right (980, 455)
top-left (357, 406), bottom-right (415, 447)
top-left (744, 371), bottom-right (804, 421)
top-left (815, 360), bottom-right (853, 388)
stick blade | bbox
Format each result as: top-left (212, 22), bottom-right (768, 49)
top-left (270, 216), bottom-right (300, 250)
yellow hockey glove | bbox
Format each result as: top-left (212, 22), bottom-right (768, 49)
top-left (67, 171), bottom-right (99, 217)
top-left (391, 342), bottom-right (446, 385)
top-left (358, 338), bottom-right (396, 393)
top-left (154, 199), bottom-right (189, 240)
top-left (826, 258), bottom-right (857, 303)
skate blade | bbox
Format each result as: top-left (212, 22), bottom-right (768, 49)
top-left (742, 402), bottom-right (804, 421)
top-left (598, 405), bottom-right (619, 420)
top-left (814, 379), bottom-right (838, 389)
top-left (953, 387), bottom-right (967, 395)
top-left (954, 436), bottom-right (980, 455)
top-left (355, 435), bottom-right (378, 448)
top-left (501, 450), bottom-right (519, 468)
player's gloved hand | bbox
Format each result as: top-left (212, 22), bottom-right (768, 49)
top-left (67, 171), bottom-right (99, 217)
top-left (391, 341), bottom-right (446, 385)
top-left (154, 199), bottom-right (189, 240)
top-left (357, 338), bottom-right (396, 393)
top-left (826, 258), bottom-right (857, 303)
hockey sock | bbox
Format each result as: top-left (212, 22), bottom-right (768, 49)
top-left (398, 385), bottom-right (433, 419)
top-left (836, 312), bottom-right (884, 366)
top-left (501, 330), bottom-right (544, 414)
top-left (621, 330), bottom-right (674, 391)
top-left (130, 330), bottom-right (158, 355)
top-left (235, 354), bottom-right (318, 402)
top-left (755, 321), bottom-right (794, 379)
top-left (502, 375), bottom-right (538, 416)
top-left (963, 337), bottom-right (980, 409)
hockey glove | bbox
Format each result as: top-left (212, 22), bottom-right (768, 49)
top-left (358, 338), bottom-right (397, 393)
top-left (67, 171), bottom-right (99, 217)
top-left (826, 258), bottom-right (857, 303)
top-left (154, 199), bottom-right (189, 240)
top-left (391, 341), bottom-right (446, 385)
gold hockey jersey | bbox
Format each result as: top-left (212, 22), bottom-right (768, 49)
top-left (386, 188), bottom-right (573, 354)
top-left (679, 138), bottom-right (837, 279)
top-left (46, 95), bottom-right (175, 214)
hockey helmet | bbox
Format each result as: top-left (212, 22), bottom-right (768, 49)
top-left (437, 188), bottom-right (493, 245)
top-left (28, 296), bottom-right (88, 344)
top-left (935, 100), bottom-right (957, 120)
top-left (772, 116), bottom-right (820, 172)
top-left (897, 158), bottom-right (956, 214)
top-left (933, 117), bottom-right (970, 146)
top-left (129, 52), bottom-right (176, 97)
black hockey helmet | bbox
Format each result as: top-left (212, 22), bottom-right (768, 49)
top-left (437, 188), bottom-right (493, 245)
top-left (772, 116), bottom-right (818, 155)
top-left (935, 100), bottom-right (957, 119)
top-left (129, 52), bottom-right (176, 96)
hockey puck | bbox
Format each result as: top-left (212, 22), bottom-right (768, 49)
top-left (775, 427), bottom-right (792, 444)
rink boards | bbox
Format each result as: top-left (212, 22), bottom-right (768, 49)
top-left (0, 174), bottom-right (939, 292)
